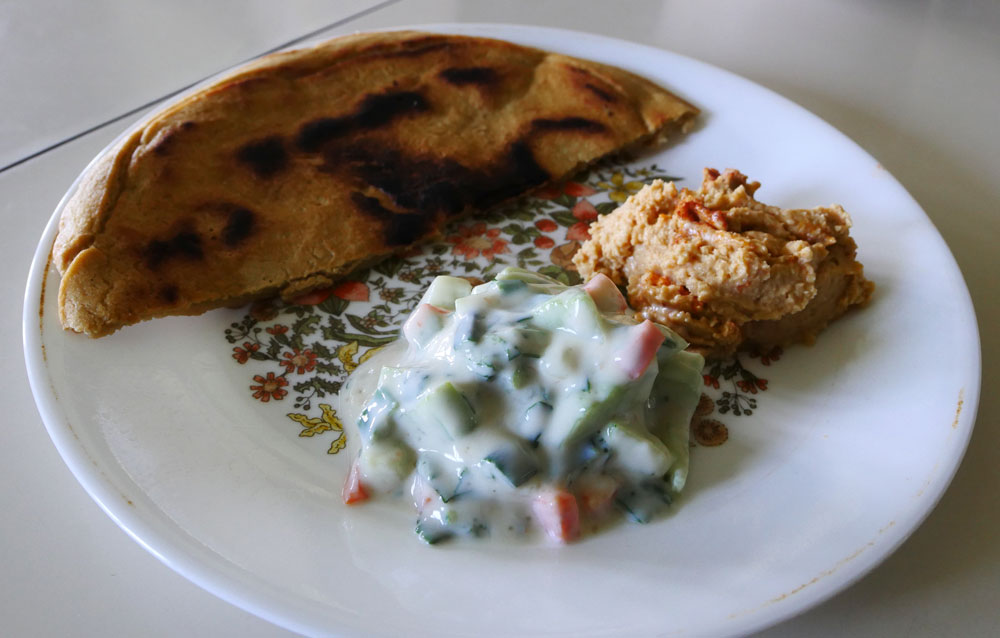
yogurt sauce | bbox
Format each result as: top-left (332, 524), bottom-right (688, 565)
top-left (338, 267), bottom-right (704, 544)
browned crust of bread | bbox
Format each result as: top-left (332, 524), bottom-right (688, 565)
top-left (54, 30), bottom-right (698, 337)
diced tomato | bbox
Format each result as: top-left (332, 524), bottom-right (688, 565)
top-left (616, 320), bottom-right (666, 380)
top-left (342, 461), bottom-right (369, 505)
top-left (532, 489), bottom-right (580, 543)
top-left (583, 273), bottom-right (628, 313)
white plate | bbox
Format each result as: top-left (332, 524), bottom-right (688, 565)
top-left (23, 24), bottom-right (980, 638)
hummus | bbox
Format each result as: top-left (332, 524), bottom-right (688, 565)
top-left (573, 168), bottom-right (874, 357)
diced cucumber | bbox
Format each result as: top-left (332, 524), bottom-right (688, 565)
top-left (493, 268), bottom-right (571, 296)
top-left (456, 334), bottom-right (509, 378)
top-left (520, 400), bottom-right (552, 441)
top-left (416, 453), bottom-right (468, 502)
top-left (575, 438), bottom-right (610, 468)
top-left (537, 340), bottom-right (586, 380)
top-left (402, 303), bottom-right (447, 349)
top-left (452, 310), bottom-right (485, 346)
top-left (510, 363), bottom-right (534, 390)
top-left (615, 480), bottom-right (672, 524)
top-left (458, 342), bottom-right (498, 379)
top-left (482, 441), bottom-right (540, 487)
top-left (453, 292), bottom-right (488, 317)
top-left (357, 388), bottom-right (397, 442)
top-left (416, 510), bottom-right (487, 543)
top-left (531, 288), bottom-right (605, 337)
top-left (464, 357), bottom-right (496, 380)
top-left (654, 349), bottom-right (705, 397)
top-left (541, 385), bottom-right (636, 477)
top-left (544, 383), bottom-right (631, 447)
top-left (417, 381), bottom-right (477, 438)
top-left (494, 267), bottom-right (562, 286)
top-left (470, 280), bottom-right (499, 297)
top-left (491, 325), bottom-right (549, 359)
top-left (648, 349), bottom-right (703, 492)
top-left (415, 517), bottom-right (454, 545)
top-left (377, 367), bottom-right (431, 404)
top-left (496, 278), bottom-right (527, 294)
top-left (359, 439), bottom-right (416, 491)
top-left (651, 323), bottom-right (689, 360)
top-left (420, 276), bottom-right (472, 311)
top-left (482, 334), bottom-right (520, 361)
top-left (603, 421), bottom-right (675, 478)
top-left (512, 327), bottom-right (550, 357)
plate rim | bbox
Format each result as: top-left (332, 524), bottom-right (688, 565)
top-left (21, 22), bottom-right (982, 638)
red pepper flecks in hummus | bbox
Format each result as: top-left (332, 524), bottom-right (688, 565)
top-left (573, 168), bottom-right (874, 357)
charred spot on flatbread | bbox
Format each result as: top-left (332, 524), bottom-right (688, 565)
top-left (222, 208), bottom-right (256, 246)
top-left (331, 137), bottom-right (555, 240)
top-left (350, 192), bottom-right (430, 246)
top-left (332, 146), bottom-right (470, 215)
top-left (236, 137), bottom-right (288, 177)
top-left (476, 141), bottom-right (551, 207)
top-left (160, 285), bottom-right (180, 304)
top-left (438, 66), bottom-right (500, 86)
top-left (583, 82), bottom-right (617, 103)
top-left (296, 90), bottom-right (430, 153)
top-left (145, 229), bottom-right (203, 269)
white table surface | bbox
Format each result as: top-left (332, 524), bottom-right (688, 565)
top-left (5, 0), bottom-right (998, 636)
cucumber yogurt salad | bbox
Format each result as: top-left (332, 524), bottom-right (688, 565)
top-left (339, 267), bottom-right (704, 544)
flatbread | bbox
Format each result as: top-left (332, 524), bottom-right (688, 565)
top-left (53, 30), bottom-right (698, 337)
